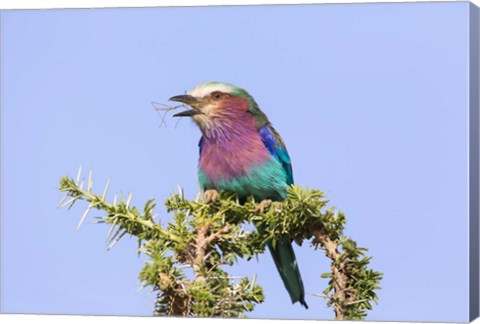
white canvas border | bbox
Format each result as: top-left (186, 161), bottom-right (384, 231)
top-left (0, 0), bottom-right (479, 10)
top-left (0, 1), bottom-right (478, 324)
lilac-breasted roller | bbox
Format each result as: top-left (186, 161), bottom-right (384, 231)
top-left (170, 82), bottom-right (308, 308)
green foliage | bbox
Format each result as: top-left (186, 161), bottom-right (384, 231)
top-left (58, 168), bottom-right (382, 319)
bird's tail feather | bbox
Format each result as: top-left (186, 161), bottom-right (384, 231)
top-left (267, 237), bottom-right (308, 309)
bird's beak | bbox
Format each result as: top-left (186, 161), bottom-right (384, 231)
top-left (169, 95), bottom-right (203, 117)
top-left (169, 94), bottom-right (199, 105)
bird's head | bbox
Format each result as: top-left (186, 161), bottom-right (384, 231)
top-left (170, 82), bottom-right (269, 133)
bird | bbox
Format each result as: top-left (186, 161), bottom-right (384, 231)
top-left (170, 81), bottom-right (308, 309)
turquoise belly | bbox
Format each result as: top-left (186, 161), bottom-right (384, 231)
top-left (198, 156), bottom-right (288, 201)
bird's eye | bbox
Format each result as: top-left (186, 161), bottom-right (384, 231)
top-left (211, 92), bottom-right (224, 100)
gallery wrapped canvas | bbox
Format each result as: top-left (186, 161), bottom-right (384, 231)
top-left (1, 1), bottom-right (479, 323)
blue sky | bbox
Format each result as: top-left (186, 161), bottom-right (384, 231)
top-left (0, 2), bottom-right (472, 321)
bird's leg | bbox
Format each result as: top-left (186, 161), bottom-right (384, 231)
top-left (203, 189), bottom-right (220, 203)
top-left (255, 199), bottom-right (272, 214)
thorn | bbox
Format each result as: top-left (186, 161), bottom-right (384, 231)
top-left (102, 178), bottom-right (111, 201)
top-left (77, 204), bottom-right (92, 230)
top-left (177, 184), bottom-right (184, 199)
top-left (67, 197), bottom-right (78, 210)
top-left (87, 169), bottom-right (93, 191)
top-left (57, 194), bottom-right (69, 208)
top-left (251, 274), bottom-right (257, 290)
top-left (76, 165), bottom-right (83, 185)
top-left (59, 196), bottom-right (77, 209)
top-left (106, 221), bottom-right (117, 242)
top-left (107, 237), bottom-right (121, 250)
top-left (78, 179), bottom-right (85, 191)
top-left (126, 193), bottom-right (133, 209)
top-left (310, 293), bottom-right (329, 299)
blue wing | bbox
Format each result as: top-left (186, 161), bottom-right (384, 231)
top-left (259, 125), bottom-right (294, 185)
top-left (198, 136), bottom-right (204, 156)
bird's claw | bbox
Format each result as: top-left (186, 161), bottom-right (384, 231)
top-left (255, 199), bottom-right (272, 214)
top-left (203, 189), bottom-right (220, 203)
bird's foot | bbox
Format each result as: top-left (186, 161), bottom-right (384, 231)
top-left (203, 189), bottom-right (220, 203)
top-left (255, 199), bottom-right (272, 214)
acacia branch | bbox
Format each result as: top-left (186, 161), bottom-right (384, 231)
top-left (58, 170), bottom-right (381, 319)
top-left (192, 224), bottom-right (209, 284)
top-left (312, 227), bottom-right (349, 320)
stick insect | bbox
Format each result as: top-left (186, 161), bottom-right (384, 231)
top-left (151, 102), bottom-right (187, 128)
